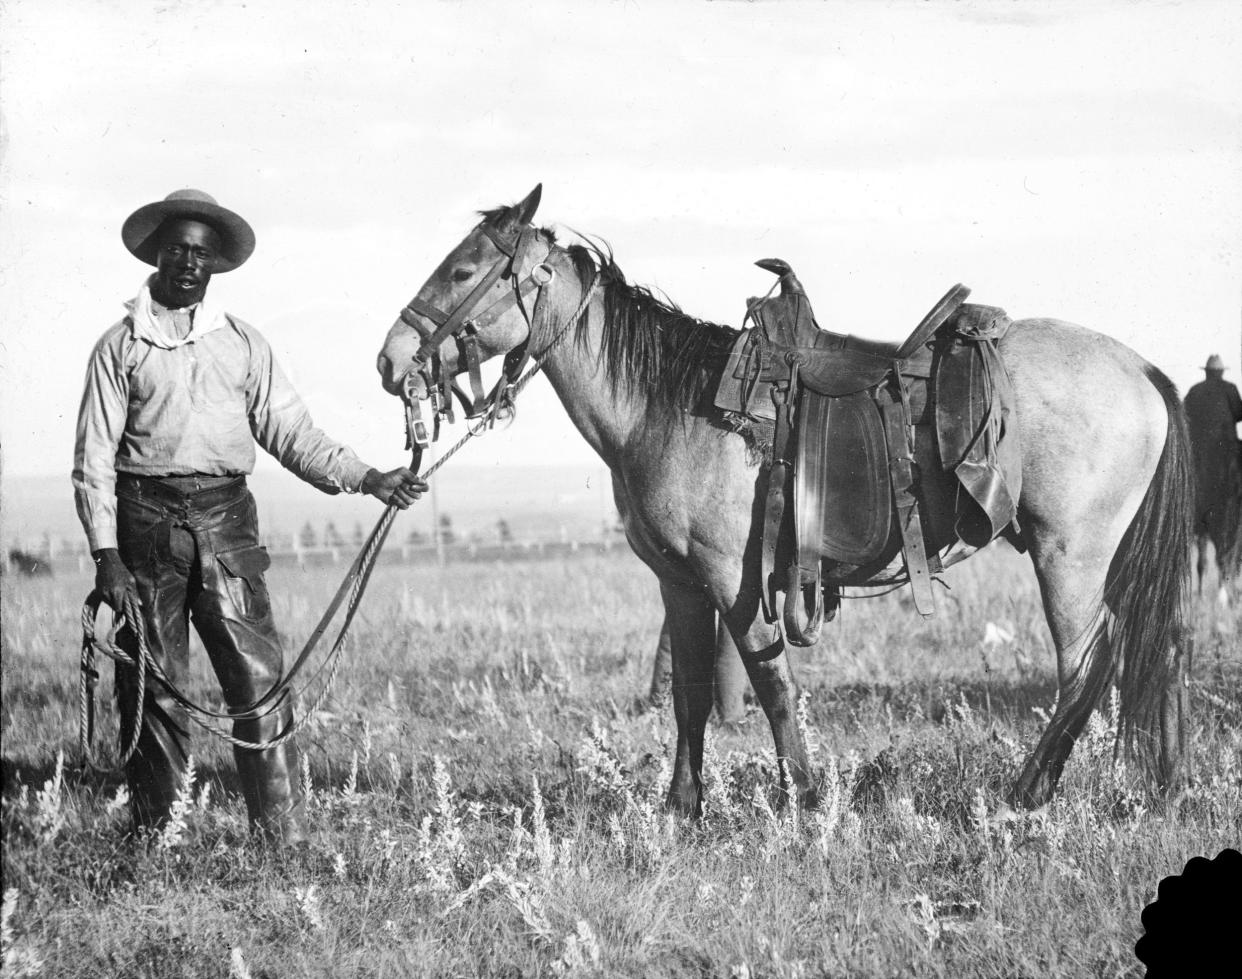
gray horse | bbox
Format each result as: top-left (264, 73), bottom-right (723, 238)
top-left (377, 188), bottom-right (1193, 814)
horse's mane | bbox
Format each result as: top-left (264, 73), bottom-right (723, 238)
top-left (564, 241), bottom-right (740, 414)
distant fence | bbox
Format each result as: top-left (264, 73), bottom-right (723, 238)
top-left (4, 534), bottom-right (631, 578)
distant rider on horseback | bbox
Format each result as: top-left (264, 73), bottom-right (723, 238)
top-left (1184, 353), bottom-right (1242, 586)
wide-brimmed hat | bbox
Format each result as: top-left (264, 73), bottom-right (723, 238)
top-left (121, 189), bottom-right (255, 273)
top-left (1203, 354), bottom-right (1227, 371)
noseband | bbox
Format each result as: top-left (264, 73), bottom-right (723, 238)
top-left (396, 223), bottom-right (554, 459)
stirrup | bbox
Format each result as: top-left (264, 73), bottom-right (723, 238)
top-left (782, 562), bottom-right (823, 647)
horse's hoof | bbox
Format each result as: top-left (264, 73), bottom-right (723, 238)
top-left (664, 789), bottom-right (701, 819)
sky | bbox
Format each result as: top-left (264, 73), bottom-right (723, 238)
top-left (1, 0), bottom-right (1240, 500)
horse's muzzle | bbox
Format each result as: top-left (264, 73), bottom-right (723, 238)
top-left (376, 353), bottom-right (406, 396)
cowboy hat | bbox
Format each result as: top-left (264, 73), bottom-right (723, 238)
top-left (1203, 354), bottom-right (1227, 371)
top-left (121, 189), bottom-right (255, 273)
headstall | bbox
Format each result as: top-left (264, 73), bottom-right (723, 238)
top-left (396, 222), bottom-right (555, 465)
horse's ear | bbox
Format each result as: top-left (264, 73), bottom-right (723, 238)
top-left (515, 184), bottom-right (542, 225)
top-left (486, 184), bottom-right (543, 234)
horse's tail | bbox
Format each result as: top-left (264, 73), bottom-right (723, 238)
top-left (1107, 364), bottom-right (1194, 787)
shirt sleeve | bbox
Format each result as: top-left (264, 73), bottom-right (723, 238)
top-left (244, 327), bottom-right (374, 494)
top-left (72, 330), bottom-right (130, 551)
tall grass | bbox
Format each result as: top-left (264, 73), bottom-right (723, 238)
top-left (2, 547), bottom-right (1239, 977)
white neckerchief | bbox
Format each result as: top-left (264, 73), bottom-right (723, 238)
top-left (125, 277), bottom-right (228, 349)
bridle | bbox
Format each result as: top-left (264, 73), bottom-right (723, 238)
top-left (395, 221), bottom-right (556, 464)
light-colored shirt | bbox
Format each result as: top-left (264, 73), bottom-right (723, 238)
top-left (73, 280), bottom-right (373, 550)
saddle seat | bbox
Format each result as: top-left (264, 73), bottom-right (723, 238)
top-left (713, 258), bottom-right (1021, 645)
top-left (723, 259), bottom-right (973, 401)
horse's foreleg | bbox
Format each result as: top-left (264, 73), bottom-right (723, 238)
top-left (731, 623), bottom-right (816, 809)
top-left (659, 581), bottom-right (717, 817)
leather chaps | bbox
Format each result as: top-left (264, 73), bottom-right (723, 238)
top-left (113, 474), bottom-right (303, 842)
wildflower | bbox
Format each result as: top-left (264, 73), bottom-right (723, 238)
top-left (796, 691), bottom-right (820, 760)
top-left (910, 893), bottom-right (941, 947)
top-left (811, 758), bottom-right (843, 854)
top-left (33, 751), bottom-right (66, 844)
top-left (982, 622), bottom-right (1015, 647)
top-left (954, 693), bottom-right (981, 735)
top-left (104, 784), bottom-right (130, 817)
top-left (504, 878), bottom-right (553, 943)
top-left (531, 775), bottom-right (554, 874)
top-left (607, 813), bottom-right (627, 858)
top-left (341, 751), bottom-right (359, 802)
top-left (228, 947), bottom-right (253, 979)
top-left (414, 756), bottom-right (465, 894)
top-left (294, 884), bottom-right (325, 932)
top-left (575, 721), bottom-right (630, 798)
top-left (156, 756), bottom-right (196, 850)
top-left (2, 891), bottom-right (45, 978)
top-left (504, 806), bottom-right (529, 869)
top-left (969, 787), bottom-right (991, 846)
top-left (701, 741), bottom-right (739, 824)
top-left (551, 919), bottom-right (602, 976)
top-left (300, 754), bottom-right (314, 810)
top-left (778, 759), bottom-right (800, 836)
top-left (750, 782), bottom-right (777, 827)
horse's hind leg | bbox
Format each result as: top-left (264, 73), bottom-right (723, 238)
top-left (1012, 530), bottom-right (1118, 809)
top-left (727, 621), bottom-right (815, 809)
top-left (659, 580), bottom-right (718, 817)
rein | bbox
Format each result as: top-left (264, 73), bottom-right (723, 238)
top-left (79, 247), bottom-right (599, 768)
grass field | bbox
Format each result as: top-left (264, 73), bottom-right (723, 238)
top-left (2, 545), bottom-right (1239, 978)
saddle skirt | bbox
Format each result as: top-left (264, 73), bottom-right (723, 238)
top-left (713, 259), bottom-right (1021, 640)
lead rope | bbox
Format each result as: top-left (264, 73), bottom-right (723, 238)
top-left (78, 270), bottom-right (600, 766)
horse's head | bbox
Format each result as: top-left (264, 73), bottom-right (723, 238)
top-left (376, 185), bottom-right (553, 415)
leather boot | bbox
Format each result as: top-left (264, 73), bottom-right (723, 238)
top-left (117, 666), bottom-right (191, 832)
top-left (234, 702), bottom-right (305, 845)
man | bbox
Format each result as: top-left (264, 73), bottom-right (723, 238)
top-left (73, 188), bottom-right (425, 842)
top-left (1184, 354), bottom-right (1242, 584)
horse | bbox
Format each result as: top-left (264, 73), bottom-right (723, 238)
top-left (1192, 462), bottom-right (1242, 603)
top-left (376, 186), bottom-right (1194, 815)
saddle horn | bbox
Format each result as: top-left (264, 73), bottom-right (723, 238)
top-left (755, 257), bottom-right (805, 297)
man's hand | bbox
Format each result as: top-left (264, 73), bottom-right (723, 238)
top-left (362, 467), bottom-right (427, 510)
top-left (93, 548), bottom-right (137, 611)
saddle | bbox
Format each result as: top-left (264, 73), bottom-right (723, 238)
top-left (714, 259), bottom-right (1021, 645)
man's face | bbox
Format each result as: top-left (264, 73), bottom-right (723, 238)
top-left (151, 219), bottom-right (221, 308)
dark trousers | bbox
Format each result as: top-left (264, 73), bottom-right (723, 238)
top-left (114, 474), bottom-right (302, 840)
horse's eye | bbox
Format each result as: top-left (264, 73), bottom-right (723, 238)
top-left (452, 268), bottom-right (474, 283)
